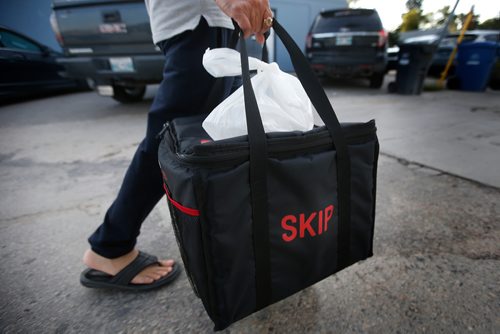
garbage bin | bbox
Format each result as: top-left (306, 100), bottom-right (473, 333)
top-left (388, 43), bottom-right (437, 95)
top-left (454, 42), bottom-right (499, 91)
top-left (488, 56), bottom-right (500, 90)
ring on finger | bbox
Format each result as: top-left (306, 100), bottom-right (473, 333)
top-left (263, 17), bottom-right (273, 27)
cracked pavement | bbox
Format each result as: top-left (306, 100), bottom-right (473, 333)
top-left (0, 77), bottom-right (499, 333)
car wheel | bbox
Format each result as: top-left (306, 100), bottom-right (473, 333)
top-left (387, 81), bottom-right (397, 93)
top-left (489, 80), bottom-right (500, 90)
top-left (112, 85), bottom-right (146, 103)
top-left (446, 76), bottom-right (460, 90)
top-left (369, 73), bottom-right (384, 89)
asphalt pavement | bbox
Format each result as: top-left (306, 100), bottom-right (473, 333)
top-left (0, 75), bottom-right (499, 333)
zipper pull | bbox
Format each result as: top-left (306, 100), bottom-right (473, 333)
top-left (156, 122), bottom-right (170, 140)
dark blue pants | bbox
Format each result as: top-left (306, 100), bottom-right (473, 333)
top-left (88, 18), bottom-right (236, 258)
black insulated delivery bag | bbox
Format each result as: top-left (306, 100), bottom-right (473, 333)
top-left (158, 20), bottom-right (379, 330)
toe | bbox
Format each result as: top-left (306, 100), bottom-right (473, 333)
top-left (132, 276), bottom-right (154, 284)
top-left (160, 259), bottom-right (175, 267)
top-left (129, 260), bottom-right (175, 285)
top-left (159, 267), bottom-right (172, 277)
top-left (149, 266), bottom-right (169, 276)
top-left (156, 269), bottom-right (169, 277)
top-left (143, 277), bottom-right (154, 284)
top-left (146, 273), bottom-right (162, 281)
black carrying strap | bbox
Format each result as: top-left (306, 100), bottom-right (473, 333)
top-left (262, 31), bottom-right (270, 63)
top-left (272, 21), bottom-right (352, 272)
top-left (238, 19), bottom-right (352, 310)
top-left (239, 29), bottom-right (271, 311)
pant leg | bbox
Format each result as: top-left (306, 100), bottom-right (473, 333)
top-left (88, 18), bottom-right (235, 258)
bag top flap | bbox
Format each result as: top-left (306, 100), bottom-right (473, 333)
top-left (168, 115), bottom-right (376, 156)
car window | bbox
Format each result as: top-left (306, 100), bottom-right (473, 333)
top-left (0, 30), bottom-right (41, 52)
top-left (313, 9), bottom-right (382, 33)
top-left (462, 34), bottom-right (478, 43)
top-left (440, 36), bottom-right (456, 47)
top-left (484, 34), bottom-right (500, 42)
top-left (440, 34), bottom-right (478, 47)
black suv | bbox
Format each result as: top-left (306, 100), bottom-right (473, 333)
top-left (306, 8), bottom-right (387, 88)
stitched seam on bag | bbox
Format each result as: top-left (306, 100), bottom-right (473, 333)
top-left (163, 183), bottom-right (200, 217)
top-left (193, 173), bottom-right (224, 325)
top-left (369, 139), bottom-right (379, 256)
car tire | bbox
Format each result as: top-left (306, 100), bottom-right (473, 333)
top-left (369, 73), bottom-right (384, 89)
top-left (387, 81), bottom-right (397, 93)
top-left (489, 80), bottom-right (500, 90)
top-left (446, 76), bottom-right (460, 90)
top-left (112, 85), bottom-right (146, 103)
top-left (76, 79), bottom-right (92, 91)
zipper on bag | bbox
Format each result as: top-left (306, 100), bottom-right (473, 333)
top-left (167, 121), bottom-right (377, 166)
top-left (156, 122), bottom-right (170, 140)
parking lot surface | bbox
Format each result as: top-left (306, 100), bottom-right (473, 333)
top-left (1, 76), bottom-right (499, 333)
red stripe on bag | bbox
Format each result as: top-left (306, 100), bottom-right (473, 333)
top-left (163, 183), bottom-right (200, 217)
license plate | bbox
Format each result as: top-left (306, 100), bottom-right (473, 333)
top-left (99, 23), bottom-right (127, 34)
top-left (336, 36), bottom-right (352, 46)
top-left (109, 57), bottom-right (134, 72)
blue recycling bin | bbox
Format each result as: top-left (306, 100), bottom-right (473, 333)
top-left (455, 42), bottom-right (499, 91)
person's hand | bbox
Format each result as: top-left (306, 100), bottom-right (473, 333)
top-left (215, 0), bottom-right (273, 44)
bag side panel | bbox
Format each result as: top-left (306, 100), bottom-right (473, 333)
top-left (348, 140), bottom-right (378, 262)
top-left (158, 140), bottom-right (217, 322)
top-left (204, 161), bottom-right (256, 328)
top-left (369, 139), bottom-right (380, 255)
top-left (267, 149), bottom-right (338, 302)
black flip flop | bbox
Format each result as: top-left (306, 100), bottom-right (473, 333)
top-left (80, 251), bottom-right (181, 291)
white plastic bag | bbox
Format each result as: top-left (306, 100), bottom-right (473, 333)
top-left (202, 48), bottom-right (316, 141)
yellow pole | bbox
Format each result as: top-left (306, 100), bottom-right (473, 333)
top-left (439, 6), bottom-right (475, 85)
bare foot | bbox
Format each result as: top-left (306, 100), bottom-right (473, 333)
top-left (83, 249), bottom-right (175, 285)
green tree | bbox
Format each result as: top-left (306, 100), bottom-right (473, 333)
top-left (400, 8), bottom-right (425, 32)
top-left (477, 17), bottom-right (500, 30)
top-left (347, 0), bottom-right (359, 7)
top-left (436, 6), bottom-right (451, 26)
top-left (456, 13), bottom-right (479, 30)
top-left (398, 0), bottom-right (428, 32)
top-left (426, 6), bottom-right (480, 32)
top-left (435, 6), bottom-right (458, 32)
top-left (406, 0), bottom-right (423, 11)
top-left (388, 31), bottom-right (400, 46)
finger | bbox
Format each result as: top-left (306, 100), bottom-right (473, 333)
top-left (255, 32), bottom-right (265, 45)
top-left (260, 9), bottom-right (274, 34)
top-left (250, 6), bottom-right (262, 36)
top-left (257, 19), bottom-right (272, 45)
top-left (234, 14), bottom-right (252, 38)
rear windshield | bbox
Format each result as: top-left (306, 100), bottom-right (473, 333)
top-left (312, 9), bottom-right (382, 33)
top-left (484, 34), bottom-right (500, 42)
top-left (52, 0), bottom-right (137, 8)
top-left (440, 34), bottom-right (482, 47)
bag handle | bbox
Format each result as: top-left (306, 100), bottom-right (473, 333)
top-left (270, 22), bottom-right (352, 275)
top-left (237, 19), bottom-right (352, 310)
